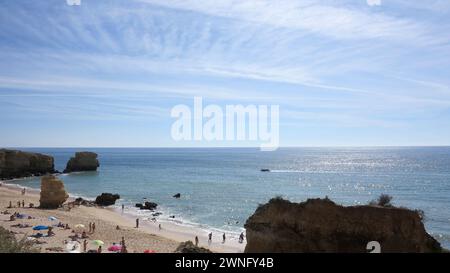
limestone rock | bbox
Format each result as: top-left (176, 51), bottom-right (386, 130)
top-left (244, 197), bottom-right (442, 253)
top-left (39, 175), bottom-right (69, 209)
top-left (95, 193), bottom-right (120, 206)
top-left (174, 241), bottom-right (212, 253)
top-left (0, 149), bottom-right (55, 180)
top-left (63, 152), bottom-right (99, 173)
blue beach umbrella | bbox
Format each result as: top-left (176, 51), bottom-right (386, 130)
top-left (33, 225), bottom-right (49, 231)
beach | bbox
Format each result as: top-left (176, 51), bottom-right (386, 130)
top-left (0, 183), bottom-right (245, 253)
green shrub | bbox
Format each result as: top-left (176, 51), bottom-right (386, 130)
top-left (0, 227), bottom-right (38, 253)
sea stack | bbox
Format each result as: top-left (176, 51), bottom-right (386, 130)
top-left (244, 197), bottom-right (442, 253)
top-left (95, 193), bottom-right (120, 206)
top-left (63, 152), bottom-right (99, 173)
top-left (0, 149), bottom-right (55, 180)
top-left (39, 175), bottom-right (69, 209)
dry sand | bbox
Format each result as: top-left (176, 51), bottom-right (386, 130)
top-left (0, 183), bottom-right (245, 253)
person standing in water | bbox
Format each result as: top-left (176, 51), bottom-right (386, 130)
top-left (121, 204), bottom-right (124, 213)
top-left (222, 233), bottom-right (226, 243)
top-left (208, 232), bottom-right (212, 244)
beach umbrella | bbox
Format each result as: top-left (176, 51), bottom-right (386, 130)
top-left (92, 240), bottom-right (104, 246)
top-left (48, 216), bottom-right (57, 221)
top-left (32, 225), bottom-right (49, 231)
top-left (144, 249), bottom-right (156, 253)
top-left (108, 245), bottom-right (122, 252)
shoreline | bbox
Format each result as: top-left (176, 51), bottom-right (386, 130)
top-left (0, 181), bottom-right (245, 253)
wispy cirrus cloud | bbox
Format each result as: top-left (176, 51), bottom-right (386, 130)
top-left (1, 0), bottom-right (450, 146)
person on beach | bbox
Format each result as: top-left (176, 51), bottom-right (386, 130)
top-left (21, 188), bottom-right (26, 195)
top-left (222, 233), bottom-right (226, 244)
top-left (47, 227), bottom-right (55, 237)
top-left (121, 237), bottom-right (126, 247)
top-left (81, 231), bottom-right (89, 239)
top-left (158, 223), bottom-right (161, 230)
top-left (195, 236), bottom-right (199, 247)
top-left (239, 232), bottom-right (245, 243)
top-left (121, 204), bottom-right (124, 213)
top-left (208, 232), bottom-right (212, 244)
top-left (97, 245), bottom-right (102, 253)
top-left (21, 200), bottom-right (24, 207)
top-left (17, 201), bottom-right (21, 208)
top-left (92, 223), bottom-right (96, 233)
top-left (136, 218), bottom-right (139, 228)
top-left (121, 245), bottom-right (128, 253)
top-left (8, 201), bottom-right (12, 208)
top-left (83, 240), bottom-right (88, 253)
top-left (116, 225), bottom-right (120, 230)
top-left (88, 222), bottom-right (92, 233)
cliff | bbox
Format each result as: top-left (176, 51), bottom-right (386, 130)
top-left (63, 152), bottom-right (99, 173)
top-left (0, 149), bottom-right (55, 180)
top-left (244, 197), bottom-right (442, 253)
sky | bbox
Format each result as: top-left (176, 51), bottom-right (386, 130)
top-left (1, 0), bottom-right (450, 147)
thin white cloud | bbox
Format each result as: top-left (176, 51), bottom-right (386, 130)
top-left (367, 0), bottom-right (382, 7)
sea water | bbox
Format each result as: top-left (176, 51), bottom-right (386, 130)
top-left (6, 147), bottom-right (450, 249)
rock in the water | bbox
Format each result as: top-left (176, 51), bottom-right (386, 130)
top-left (95, 193), bottom-right (120, 206)
top-left (39, 175), bottom-right (69, 209)
top-left (63, 152), bottom-right (99, 173)
top-left (174, 241), bottom-right (212, 253)
top-left (0, 149), bottom-right (55, 180)
top-left (244, 197), bottom-right (442, 253)
top-left (173, 193), bottom-right (181, 198)
top-left (135, 201), bottom-right (158, 210)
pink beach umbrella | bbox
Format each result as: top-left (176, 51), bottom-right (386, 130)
top-left (144, 249), bottom-right (156, 253)
top-left (108, 245), bottom-right (122, 252)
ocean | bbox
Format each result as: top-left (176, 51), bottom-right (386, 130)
top-left (6, 147), bottom-right (450, 249)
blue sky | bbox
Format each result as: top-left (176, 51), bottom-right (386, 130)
top-left (1, 0), bottom-right (450, 147)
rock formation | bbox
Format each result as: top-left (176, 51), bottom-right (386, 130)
top-left (135, 201), bottom-right (158, 210)
top-left (174, 241), bottom-right (212, 253)
top-left (173, 193), bottom-right (181, 198)
top-left (39, 175), bottom-right (69, 209)
top-left (63, 152), bottom-right (99, 173)
top-left (0, 149), bottom-right (55, 180)
top-left (244, 197), bottom-right (442, 253)
top-left (95, 193), bottom-right (120, 206)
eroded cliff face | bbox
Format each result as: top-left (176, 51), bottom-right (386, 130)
top-left (0, 149), bottom-right (55, 180)
top-left (244, 197), bottom-right (442, 253)
top-left (63, 152), bottom-right (99, 173)
top-left (39, 175), bottom-right (69, 209)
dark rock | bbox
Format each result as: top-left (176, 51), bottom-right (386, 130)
top-left (0, 149), bottom-right (55, 179)
top-left (174, 241), bottom-right (212, 253)
top-left (135, 201), bottom-right (158, 210)
top-left (95, 193), bottom-right (120, 206)
top-left (63, 152), bottom-right (99, 173)
top-left (173, 193), bottom-right (181, 198)
top-left (244, 197), bottom-right (442, 253)
top-left (72, 197), bottom-right (95, 207)
top-left (260, 169), bottom-right (270, 172)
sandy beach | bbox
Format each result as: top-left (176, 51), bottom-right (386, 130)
top-left (0, 182), bottom-right (245, 253)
